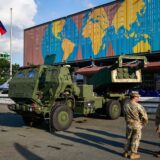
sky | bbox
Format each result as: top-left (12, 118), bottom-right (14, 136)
top-left (0, 0), bottom-right (112, 66)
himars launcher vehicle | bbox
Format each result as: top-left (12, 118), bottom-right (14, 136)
top-left (8, 55), bottom-right (147, 131)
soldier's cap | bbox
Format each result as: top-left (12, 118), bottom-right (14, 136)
top-left (130, 92), bottom-right (141, 97)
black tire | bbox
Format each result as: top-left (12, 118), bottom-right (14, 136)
top-left (22, 116), bottom-right (44, 127)
top-left (121, 98), bottom-right (130, 116)
top-left (106, 100), bottom-right (121, 120)
top-left (22, 116), bottom-right (32, 126)
top-left (50, 103), bottom-right (73, 131)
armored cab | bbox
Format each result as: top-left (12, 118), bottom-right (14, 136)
top-left (9, 65), bottom-right (73, 104)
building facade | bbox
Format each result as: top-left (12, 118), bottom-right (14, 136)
top-left (24, 0), bottom-right (160, 66)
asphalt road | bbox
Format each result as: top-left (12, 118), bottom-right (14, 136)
top-left (0, 104), bottom-right (159, 160)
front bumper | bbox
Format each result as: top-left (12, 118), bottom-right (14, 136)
top-left (8, 103), bottom-right (43, 114)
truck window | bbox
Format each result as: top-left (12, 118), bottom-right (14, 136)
top-left (27, 70), bottom-right (36, 78)
top-left (39, 69), bottom-right (46, 89)
top-left (17, 72), bottom-right (25, 78)
top-left (45, 69), bottom-right (58, 82)
top-left (76, 74), bottom-right (84, 84)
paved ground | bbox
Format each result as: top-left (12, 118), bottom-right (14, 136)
top-left (0, 104), bottom-right (159, 160)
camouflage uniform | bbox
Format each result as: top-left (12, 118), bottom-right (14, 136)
top-left (155, 104), bottom-right (160, 130)
top-left (155, 104), bottom-right (160, 157)
top-left (124, 101), bottom-right (148, 153)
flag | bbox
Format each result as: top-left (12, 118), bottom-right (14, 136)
top-left (0, 21), bottom-right (7, 35)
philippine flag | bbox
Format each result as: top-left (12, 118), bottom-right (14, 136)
top-left (0, 21), bottom-right (7, 35)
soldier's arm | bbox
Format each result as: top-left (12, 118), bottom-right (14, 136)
top-left (155, 104), bottom-right (160, 129)
top-left (138, 104), bottom-right (148, 126)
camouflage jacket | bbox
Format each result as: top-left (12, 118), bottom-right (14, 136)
top-left (155, 104), bottom-right (160, 128)
top-left (124, 101), bottom-right (148, 128)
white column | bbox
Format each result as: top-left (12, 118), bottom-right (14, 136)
top-left (10, 8), bottom-right (13, 78)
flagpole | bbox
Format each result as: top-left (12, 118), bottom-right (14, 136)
top-left (10, 8), bottom-right (12, 78)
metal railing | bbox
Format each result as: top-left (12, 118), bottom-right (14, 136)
top-left (140, 97), bottom-right (160, 113)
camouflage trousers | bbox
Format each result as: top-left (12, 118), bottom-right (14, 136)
top-left (124, 126), bottom-right (142, 153)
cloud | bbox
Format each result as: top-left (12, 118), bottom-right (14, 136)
top-left (85, 0), bottom-right (94, 8)
top-left (0, 0), bottom-right (37, 65)
top-left (0, 0), bottom-right (37, 29)
top-left (78, 0), bottom-right (94, 9)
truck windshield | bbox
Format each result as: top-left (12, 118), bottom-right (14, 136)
top-left (16, 68), bottom-right (37, 79)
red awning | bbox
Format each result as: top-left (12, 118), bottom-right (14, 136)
top-left (147, 61), bottom-right (160, 68)
top-left (76, 66), bottom-right (106, 76)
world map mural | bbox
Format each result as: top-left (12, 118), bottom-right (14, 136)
top-left (24, 0), bottom-right (160, 65)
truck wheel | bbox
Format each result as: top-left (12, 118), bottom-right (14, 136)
top-left (50, 103), bottom-right (73, 131)
top-left (121, 98), bottom-right (130, 116)
top-left (106, 100), bottom-right (121, 120)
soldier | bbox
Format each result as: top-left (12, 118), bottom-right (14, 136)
top-left (155, 104), bottom-right (160, 157)
top-left (123, 92), bottom-right (148, 159)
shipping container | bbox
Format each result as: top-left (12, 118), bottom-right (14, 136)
top-left (24, 0), bottom-right (160, 66)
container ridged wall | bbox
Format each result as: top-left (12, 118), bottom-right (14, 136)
top-left (24, 0), bottom-right (160, 66)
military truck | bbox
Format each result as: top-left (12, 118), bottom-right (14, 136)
top-left (8, 55), bottom-right (147, 131)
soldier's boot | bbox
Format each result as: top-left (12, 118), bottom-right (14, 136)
top-left (155, 151), bottom-right (160, 157)
top-left (130, 153), bottom-right (140, 159)
top-left (123, 151), bottom-right (129, 158)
